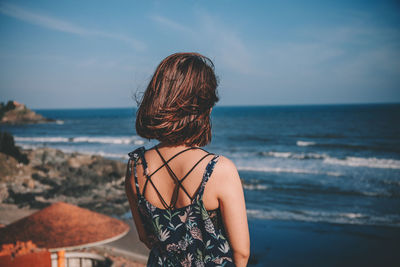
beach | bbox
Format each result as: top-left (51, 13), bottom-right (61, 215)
top-left (1, 104), bottom-right (400, 266)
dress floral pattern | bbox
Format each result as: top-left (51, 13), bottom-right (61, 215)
top-left (128, 147), bottom-right (234, 267)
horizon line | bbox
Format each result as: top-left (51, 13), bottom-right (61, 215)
top-left (30, 101), bottom-right (400, 111)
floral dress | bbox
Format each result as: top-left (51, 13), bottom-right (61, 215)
top-left (128, 147), bottom-right (234, 267)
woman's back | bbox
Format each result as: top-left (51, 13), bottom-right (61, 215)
top-left (134, 146), bottom-right (220, 211)
top-left (128, 146), bottom-right (234, 266)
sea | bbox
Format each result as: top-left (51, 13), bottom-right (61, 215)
top-left (3, 104), bottom-right (400, 229)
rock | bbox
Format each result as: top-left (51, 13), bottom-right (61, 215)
top-left (0, 184), bottom-right (9, 202)
top-left (0, 132), bottom-right (29, 164)
top-left (0, 101), bottom-right (54, 125)
top-left (0, 153), bottom-right (19, 181)
top-left (0, 133), bottom-right (128, 216)
top-left (67, 154), bottom-right (93, 169)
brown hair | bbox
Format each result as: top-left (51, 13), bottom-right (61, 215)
top-left (136, 52), bottom-right (219, 147)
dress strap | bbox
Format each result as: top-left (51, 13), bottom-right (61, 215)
top-left (155, 146), bottom-right (213, 209)
top-left (194, 155), bottom-right (220, 202)
top-left (129, 146), bottom-right (171, 209)
top-left (127, 147), bottom-right (146, 197)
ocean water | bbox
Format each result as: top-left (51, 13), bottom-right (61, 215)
top-left (3, 104), bottom-right (400, 228)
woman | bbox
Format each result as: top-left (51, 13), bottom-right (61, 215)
top-left (125, 52), bottom-right (250, 267)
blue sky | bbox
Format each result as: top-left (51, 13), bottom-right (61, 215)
top-left (0, 0), bottom-right (399, 108)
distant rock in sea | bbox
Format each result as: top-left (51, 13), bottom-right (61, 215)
top-left (0, 100), bottom-right (54, 124)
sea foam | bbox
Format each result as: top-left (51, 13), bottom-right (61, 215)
top-left (15, 136), bottom-right (145, 145)
top-left (296, 140), bottom-right (316, 146)
top-left (323, 156), bottom-right (400, 169)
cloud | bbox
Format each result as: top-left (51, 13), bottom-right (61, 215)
top-left (0, 3), bottom-right (145, 50)
top-left (150, 15), bottom-right (193, 34)
top-left (150, 13), bottom-right (254, 75)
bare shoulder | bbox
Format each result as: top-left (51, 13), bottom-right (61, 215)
top-left (213, 155), bottom-right (241, 184)
top-left (215, 155), bottom-right (238, 172)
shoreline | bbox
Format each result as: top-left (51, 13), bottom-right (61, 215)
top-left (2, 203), bottom-right (400, 266)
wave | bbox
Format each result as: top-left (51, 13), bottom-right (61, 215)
top-left (323, 156), bottom-right (400, 169)
top-left (246, 209), bottom-right (400, 227)
top-left (14, 136), bottom-right (145, 145)
top-left (260, 150), bottom-right (400, 170)
top-left (296, 139), bottom-right (400, 152)
top-left (16, 137), bottom-right (70, 143)
top-left (237, 166), bottom-right (342, 177)
top-left (19, 144), bottom-right (129, 160)
top-left (296, 140), bottom-right (316, 146)
top-left (242, 184), bottom-right (268, 191)
top-left (261, 151), bottom-right (327, 160)
top-left (292, 134), bottom-right (345, 139)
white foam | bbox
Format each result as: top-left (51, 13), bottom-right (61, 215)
top-left (238, 166), bottom-right (321, 175)
top-left (265, 151), bottom-right (292, 158)
top-left (264, 151), bottom-right (326, 160)
top-left (72, 136), bottom-right (132, 144)
top-left (323, 156), bottom-right (400, 169)
top-left (14, 136), bottom-right (145, 145)
top-left (15, 137), bottom-right (70, 143)
top-left (262, 150), bottom-right (400, 170)
top-left (296, 140), bottom-right (316, 146)
top-left (243, 184), bottom-right (268, 190)
top-left (55, 120), bottom-right (64, 125)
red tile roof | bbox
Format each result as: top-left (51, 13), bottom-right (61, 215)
top-left (0, 202), bottom-right (129, 251)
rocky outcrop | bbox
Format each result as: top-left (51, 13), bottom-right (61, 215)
top-left (0, 132), bottom-right (29, 164)
top-left (0, 133), bottom-right (129, 217)
top-left (0, 101), bottom-right (54, 124)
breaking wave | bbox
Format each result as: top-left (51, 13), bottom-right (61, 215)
top-left (260, 150), bottom-right (400, 170)
top-left (237, 166), bottom-right (342, 177)
top-left (323, 156), bottom-right (400, 169)
top-left (14, 136), bottom-right (145, 145)
top-left (296, 140), bottom-right (316, 146)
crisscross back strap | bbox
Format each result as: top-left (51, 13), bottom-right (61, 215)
top-left (193, 155), bottom-right (220, 202)
top-left (155, 146), bottom-right (213, 208)
top-left (128, 146), bottom-right (214, 210)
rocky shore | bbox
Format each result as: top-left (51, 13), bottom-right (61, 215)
top-left (0, 132), bottom-right (129, 217)
top-left (0, 101), bottom-right (54, 124)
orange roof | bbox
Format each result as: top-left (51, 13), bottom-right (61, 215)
top-left (0, 202), bottom-right (129, 251)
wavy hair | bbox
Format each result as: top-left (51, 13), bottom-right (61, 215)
top-left (135, 52), bottom-right (219, 147)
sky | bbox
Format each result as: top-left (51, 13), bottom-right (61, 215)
top-left (0, 0), bottom-right (399, 109)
